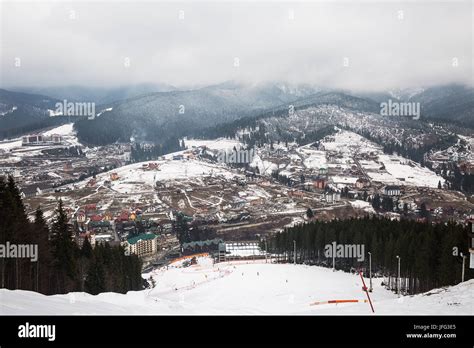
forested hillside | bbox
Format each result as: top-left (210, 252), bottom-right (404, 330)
top-left (267, 217), bottom-right (472, 294)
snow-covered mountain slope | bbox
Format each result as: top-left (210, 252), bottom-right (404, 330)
top-left (0, 89), bottom-right (62, 138)
top-left (1, 257), bottom-right (472, 315)
top-left (388, 87), bottom-right (425, 101)
top-left (408, 84), bottom-right (474, 126)
top-left (0, 123), bottom-right (81, 154)
top-left (12, 83), bottom-right (178, 104)
top-left (75, 82), bottom-right (323, 144)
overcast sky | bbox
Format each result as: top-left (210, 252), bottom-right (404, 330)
top-left (1, 0), bottom-right (472, 91)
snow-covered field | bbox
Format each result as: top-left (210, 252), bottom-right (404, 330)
top-left (80, 158), bottom-right (239, 194)
top-left (319, 129), bottom-right (444, 188)
top-left (296, 146), bottom-right (327, 170)
top-left (374, 154), bottom-right (443, 188)
top-left (250, 154), bottom-right (278, 175)
top-left (321, 130), bottom-right (379, 155)
top-left (1, 257), bottom-right (472, 315)
top-left (350, 200), bottom-right (376, 213)
top-left (184, 138), bottom-right (243, 151)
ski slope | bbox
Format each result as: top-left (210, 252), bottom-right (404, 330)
top-left (0, 257), bottom-right (472, 315)
top-left (0, 123), bottom-right (80, 153)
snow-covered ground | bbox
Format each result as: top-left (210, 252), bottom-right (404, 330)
top-left (42, 123), bottom-right (74, 136)
top-left (350, 200), bottom-right (376, 214)
top-left (0, 123), bottom-right (80, 153)
top-left (1, 257), bottom-right (472, 315)
top-left (0, 139), bottom-right (22, 151)
top-left (184, 138), bottom-right (243, 151)
top-left (45, 123), bottom-right (82, 147)
top-left (374, 154), bottom-right (443, 187)
top-left (319, 129), bottom-right (444, 188)
top-left (181, 129), bottom-right (444, 190)
top-left (96, 107), bottom-right (113, 117)
top-left (78, 157), bottom-right (239, 194)
top-left (296, 146), bottom-right (327, 170)
top-left (321, 130), bottom-right (379, 155)
top-left (250, 154), bottom-right (278, 175)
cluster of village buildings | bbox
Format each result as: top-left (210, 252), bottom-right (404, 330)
top-left (2, 133), bottom-right (473, 266)
top-left (69, 202), bottom-right (174, 259)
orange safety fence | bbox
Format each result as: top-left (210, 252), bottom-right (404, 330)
top-left (310, 299), bottom-right (368, 306)
top-left (169, 253), bottom-right (210, 265)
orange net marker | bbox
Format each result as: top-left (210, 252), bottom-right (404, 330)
top-left (310, 299), bottom-right (368, 306)
top-left (169, 253), bottom-right (210, 265)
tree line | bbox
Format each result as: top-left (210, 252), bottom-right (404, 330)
top-left (0, 110), bottom-right (68, 140)
top-left (266, 216), bottom-right (472, 294)
top-left (173, 212), bottom-right (217, 246)
top-left (130, 140), bottom-right (183, 163)
top-left (0, 176), bottom-right (143, 295)
top-left (436, 162), bottom-right (474, 193)
top-left (354, 128), bottom-right (458, 167)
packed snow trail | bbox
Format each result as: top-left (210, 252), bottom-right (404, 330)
top-left (1, 257), bottom-right (472, 315)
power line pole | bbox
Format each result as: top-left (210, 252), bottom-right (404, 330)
top-left (368, 251), bottom-right (373, 292)
top-left (36, 261), bottom-right (39, 292)
top-left (293, 240), bottom-right (296, 265)
top-left (264, 239), bottom-right (268, 264)
top-left (332, 244), bottom-right (336, 271)
top-left (396, 255), bottom-right (401, 297)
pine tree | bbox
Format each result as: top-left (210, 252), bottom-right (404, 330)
top-left (0, 177), bottom-right (145, 295)
top-left (50, 199), bottom-right (78, 293)
top-left (372, 194), bottom-right (381, 210)
top-left (85, 249), bottom-right (105, 295)
top-left (78, 235), bottom-right (93, 291)
top-left (266, 216), bottom-right (472, 294)
top-left (363, 191), bottom-right (368, 201)
top-left (175, 213), bottom-right (191, 245)
top-left (420, 203), bottom-right (430, 220)
top-left (33, 207), bottom-right (53, 293)
top-left (2, 176), bottom-right (29, 290)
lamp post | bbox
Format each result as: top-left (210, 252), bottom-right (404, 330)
top-left (332, 243), bottom-right (336, 272)
top-left (461, 252), bottom-right (466, 282)
top-left (368, 251), bottom-right (373, 292)
top-left (396, 255), bottom-right (401, 296)
top-left (264, 239), bottom-right (268, 264)
top-left (293, 240), bottom-right (296, 265)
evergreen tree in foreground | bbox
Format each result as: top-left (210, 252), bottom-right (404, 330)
top-left (0, 176), bottom-right (143, 295)
top-left (50, 199), bottom-right (78, 293)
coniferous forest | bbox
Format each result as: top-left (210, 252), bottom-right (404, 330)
top-left (0, 176), bottom-right (143, 295)
top-left (130, 140), bottom-right (183, 163)
top-left (266, 216), bottom-right (472, 294)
